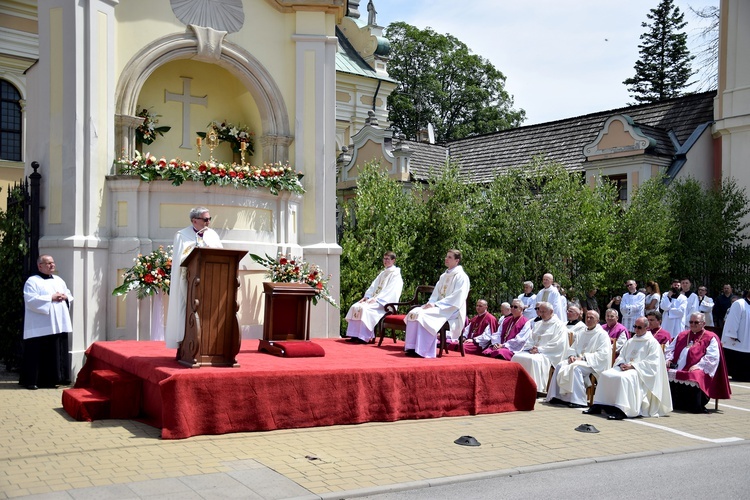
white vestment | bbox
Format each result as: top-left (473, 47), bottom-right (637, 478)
top-left (546, 324), bottom-right (611, 406)
top-left (660, 293), bottom-right (687, 338)
top-left (682, 292), bottom-right (700, 329)
top-left (620, 291), bottom-right (645, 332)
top-left (165, 226), bottom-right (223, 348)
top-left (593, 332), bottom-right (672, 418)
top-left (345, 266), bottom-right (404, 341)
top-left (535, 286), bottom-right (564, 321)
top-left (723, 298), bottom-right (750, 354)
top-left (697, 295), bottom-right (715, 327)
top-left (518, 293), bottom-right (537, 320)
top-left (512, 316), bottom-right (567, 392)
top-left (404, 265), bottom-right (470, 358)
top-left (644, 292), bottom-right (661, 314)
top-left (23, 274), bottom-right (74, 339)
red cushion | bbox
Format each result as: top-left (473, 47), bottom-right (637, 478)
top-left (382, 314), bottom-right (407, 328)
top-left (259, 341), bottom-right (325, 358)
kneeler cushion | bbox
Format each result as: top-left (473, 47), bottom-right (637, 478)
top-left (258, 340), bottom-right (326, 358)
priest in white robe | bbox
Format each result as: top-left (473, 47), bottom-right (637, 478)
top-left (535, 273), bottom-right (564, 321)
top-left (547, 310), bottom-right (612, 408)
top-left (620, 279), bottom-right (645, 333)
top-left (22, 255), bottom-right (73, 389)
top-left (165, 207), bottom-right (223, 349)
top-left (722, 292), bottom-right (750, 381)
top-left (660, 279), bottom-right (687, 338)
top-left (585, 316), bottom-right (671, 419)
top-left (404, 249), bottom-right (470, 358)
top-left (518, 281), bottom-right (537, 320)
top-left (511, 301), bottom-right (567, 393)
top-left (345, 251), bottom-right (404, 343)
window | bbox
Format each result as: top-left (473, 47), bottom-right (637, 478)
top-left (0, 80), bottom-right (22, 162)
top-left (604, 174), bottom-right (628, 202)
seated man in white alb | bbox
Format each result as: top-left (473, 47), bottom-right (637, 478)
top-left (512, 301), bottom-right (567, 394)
top-left (344, 251), bottom-right (404, 344)
top-left (547, 310), bottom-right (612, 408)
top-left (585, 316), bottom-right (671, 420)
top-left (404, 249), bottom-right (470, 358)
top-left (564, 304), bottom-right (587, 339)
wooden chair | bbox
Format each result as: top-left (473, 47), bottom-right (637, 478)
top-left (376, 286), bottom-right (458, 357)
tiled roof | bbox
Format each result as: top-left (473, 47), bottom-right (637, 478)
top-left (407, 91), bottom-right (716, 183)
top-left (401, 141), bottom-right (449, 179)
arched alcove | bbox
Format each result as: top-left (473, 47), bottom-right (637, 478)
top-left (115, 30), bottom-right (293, 163)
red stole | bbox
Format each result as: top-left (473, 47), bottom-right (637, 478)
top-left (466, 312), bottom-right (498, 340)
top-left (672, 329), bottom-right (731, 399)
top-left (673, 329), bottom-right (715, 368)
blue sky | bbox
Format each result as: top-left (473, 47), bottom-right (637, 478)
top-left (369, 0), bottom-right (718, 125)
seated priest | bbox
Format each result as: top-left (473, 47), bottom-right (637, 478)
top-left (665, 312), bottom-right (731, 413)
top-left (547, 310), bottom-right (612, 408)
top-left (511, 301), bottom-right (567, 394)
top-left (446, 299), bottom-right (498, 354)
top-left (565, 304), bottom-right (587, 339)
top-left (646, 310), bottom-right (672, 345)
top-left (585, 316), bottom-right (671, 420)
top-left (603, 308), bottom-right (629, 355)
top-left (482, 299), bottom-right (532, 360)
top-left (404, 249), bottom-right (470, 358)
top-left (722, 290), bottom-right (750, 381)
top-left (344, 251), bottom-right (404, 344)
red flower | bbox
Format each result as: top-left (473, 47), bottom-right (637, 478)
top-left (316, 282), bottom-right (323, 290)
top-left (229, 171), bottom-right (237, 178)
top-left (308, 272), bottom-right (317, 281)
top-left (144, 274), bottom-right (155, 283)
top-left (238, 172), bottom-right (245, 179)
top-left (198, 164), bottom-right (207, 173)
top-left (210, 167), bottom-right (219, 175)
top-left (157, 268), bottom-right (166, 276)
top-left (279, 257), bottom-right (288, 265)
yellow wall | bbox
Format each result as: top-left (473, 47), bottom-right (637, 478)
top-left (0, 163), bottom-right (25, 212)
top-left (136, 59), bottom-right (262, 164)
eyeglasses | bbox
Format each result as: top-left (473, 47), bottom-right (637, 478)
top-left (634, 325), bottom-right (646, 330)
top-left (688, 321), bottom-right (703, 325)
top-left (195, 217), bottom-right (212, 222)
top-left (511, 305), bottom-right (521, 309)
top-left (534, 306), bottom-right (540, 310)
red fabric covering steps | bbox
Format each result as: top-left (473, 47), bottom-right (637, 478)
top-left (61, 388), bottom-right (110, 422)
top-left (74, 339), bottom-right (537, 439)
top-left (258, 340), bottom-right (326, 357)
top-left (90, 369), bottom-right (142, 419)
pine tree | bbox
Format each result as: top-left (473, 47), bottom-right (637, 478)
top-left (624, 0), bottom-right (695, 103)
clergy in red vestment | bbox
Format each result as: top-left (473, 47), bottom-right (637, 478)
top-left (603, 308), bottom-right (630, 354)
top-left (482, 299), bottom-right (531, 360)
top-left (446, 299), bottom-right (498, 354)
top-left (665, 312), bottom-right (731, 413)
top-left (646, 310), bottom-right (672, 345)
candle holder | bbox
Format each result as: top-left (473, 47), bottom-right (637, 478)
top-left (196, 136), bottom-right (202, 160)
top-left (239, 140), bottom-right (247, 166)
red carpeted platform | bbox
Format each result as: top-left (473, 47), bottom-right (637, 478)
top-left (70, 339), bottom-right (537, 439)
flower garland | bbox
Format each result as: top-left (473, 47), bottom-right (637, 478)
top-left (112, 245), bottom-right (172, 299)
top-left (114, 150), bottom-right (305, 195)
top-left (198, 120), bottom-right (254, 154)
top-left (135, 108), bottom-right (171, 145)
top-left (250, 253), bottom-right (338, 308)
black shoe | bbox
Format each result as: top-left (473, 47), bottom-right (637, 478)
top-left (346, 337), bottom-right (367, 344)
top-left (582, 408), bottom-right (601, 415)
top-left (26, 385), bottom-right (38, 390)
top-left (547, 397), bottom-right (566, 406)
top-left (568, 403), bottom-right (588, 409)
top-left (607, 414), bottom-right (624, 420)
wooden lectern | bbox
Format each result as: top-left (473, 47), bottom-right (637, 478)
top-left (260, 282), bottom-right (318, 349)
top-left (177, 248), bottom-right (247, 368)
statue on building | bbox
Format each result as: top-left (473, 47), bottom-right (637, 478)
top-left (367, 0), bottom-right (377, 26)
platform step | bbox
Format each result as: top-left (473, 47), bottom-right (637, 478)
top-left (62, 388), bottom-right (110, 422)
top-left (90, 369), bottom-right (142, 419)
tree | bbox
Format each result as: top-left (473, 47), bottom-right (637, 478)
top-left (385, 22), bottom-right (525, 142)
top-left (690, 5), bottom-right (719, 91)
top-left (624, 0), bottom-right (695, 104)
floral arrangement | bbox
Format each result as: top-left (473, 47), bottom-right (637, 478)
top-left (198, 120), bottom-right (254, 154)
top-left (250, 253), bottom-right (338, 308)
top-left (114, 150), bottom-right (305, 195)
top-left (135, 108), bottom-right (171, 145)
top-left (112, 245), bottom-right (173, 299)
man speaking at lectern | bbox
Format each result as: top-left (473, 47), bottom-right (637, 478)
top-left (165, 207), bottom-right (223, 348)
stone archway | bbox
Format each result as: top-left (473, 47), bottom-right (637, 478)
top-left (115, 27), bottom-right (292, 163)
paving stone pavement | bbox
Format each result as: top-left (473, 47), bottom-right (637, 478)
top-left (2, 369), bottom-right (749, 499)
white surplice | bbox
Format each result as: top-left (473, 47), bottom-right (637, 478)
top-left (165, 226), bottom-right (223, 349)
top-left (620, 291), bottom-right (645, 332)
top-left (697, 295), bottom-right (715, 327)
top-left (547, 324), bottom-right (612, 406)
top-left (23, 274), bottom-right (74, 340)
top-left (404, 265), bottom-right (470, 358)
top-left (723, 298), bottom-right (750, 354)
top-left (593, 332), bottom-right (672, 418)
top-left (345, 266), bottom-right (404, 342)
top-left (660, 293), bottom-right (687, 338)
top-left (536, 286), bottom-right (564, 321)
top-left (518, 293), bottom-right (537, 320)
top-left (512, 316), bottom-right (567, 392)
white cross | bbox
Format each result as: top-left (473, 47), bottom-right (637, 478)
top-left (165, 77), bottom-right (208, 149)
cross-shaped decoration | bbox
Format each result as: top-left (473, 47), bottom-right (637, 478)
top-left (165, 77), bottom-right (208, 149)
